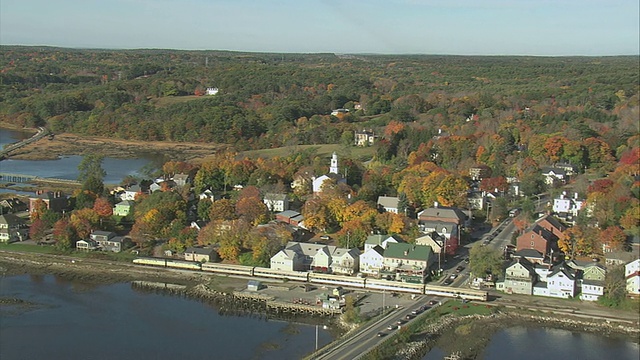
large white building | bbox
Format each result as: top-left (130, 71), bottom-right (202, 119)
top-left (312, 152), bottom-right (346, 194)
top-left (270, 241), bottom-right (359, 275)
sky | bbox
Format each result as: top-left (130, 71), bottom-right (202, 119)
top-left (1, 0), bottom-right (639, 56)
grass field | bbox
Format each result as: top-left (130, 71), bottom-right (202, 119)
top-left (0, 243), bottom-right (58, 254)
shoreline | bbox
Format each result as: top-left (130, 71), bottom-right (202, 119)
top-left (2, 250), bottom-right (639, 360)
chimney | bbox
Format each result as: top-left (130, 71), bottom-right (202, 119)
top-left (434, 201), bottom-right (439, 208)
top-left (404, 250), bottom-right (409, 256)
top-left (574, 192), bottom-right (578, 200)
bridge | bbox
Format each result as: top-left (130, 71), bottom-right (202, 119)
top-left (0, 172), bottom-right (80, 185)
top-left (0, 126), bottom-right (50, 160)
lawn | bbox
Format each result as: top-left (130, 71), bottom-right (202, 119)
top-left (0, 243), bottom-right (58, 254)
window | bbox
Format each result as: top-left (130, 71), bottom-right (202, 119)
top-left (530, 241), bottom-right (535, 247)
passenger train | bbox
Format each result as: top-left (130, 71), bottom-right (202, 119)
top-left (132, 257), bottom-right (488, 301)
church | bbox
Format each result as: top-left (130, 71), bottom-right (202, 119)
top-left (312, 152), bottom-right (346, 194)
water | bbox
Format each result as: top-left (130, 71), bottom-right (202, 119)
top-left (0, 128), bottom-right (160, 185)
top-left (0, 274), bottom-right (334, 360)
top-left (421, 325), bottom-right (639, 360)
top-left (0, 128), bottom-right (34, 148)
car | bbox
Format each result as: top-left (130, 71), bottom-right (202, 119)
top-left (464, 257), bottom-right (470, 263)
top-left (405, 314), bottom-right (414, 320)
top-left (396, 320), bottom-right (405, 325)
top-left (456, 265), bottom-right (465, 272)
top-left (320, 235), bottom-right (331, 240)
top-left (377, 332), bottom-right (387, 337)
top-left (443, 278), bottom-right (454, 285)
top-left (387, 325), bottom-right (396, 331)
top-left (449, 273), bottom-right (458, 280)
top-left (411, 309), bottom-right (420, 315)
top-left (428, 300), bottom-right (438, 306)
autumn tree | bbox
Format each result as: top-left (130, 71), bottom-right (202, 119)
top-left (29, 219), bottom-right (47, 243)
top-left (93, 197), bottom-right (113, 218)
top-left (236, 196), bottom-right (268, 226)
top-left (52, 218), bottom-right (78, 250)
top-left (375, 212), bottom-right (406, 235)
top-left (70, 208), bottom-right (100, 239)
top-left (599, 226), bottom-right (628, 252)
top-left (209, 198), bottom-right (236, 221)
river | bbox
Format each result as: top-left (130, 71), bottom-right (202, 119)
top-left (421, 324), bottom-right (639, 360)
top-left (0, 128), bottom-right (161, 185)
top-left (0, 274), bottom-right (334, 360)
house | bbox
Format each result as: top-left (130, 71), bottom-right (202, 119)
top-left (90, 230), bottom-right (123, 253)
top-left (76, 239), bottom-right (98, 251)
top-left (533, 263), bottom-right (577, 298)
top-left (377, 196), bottom-right (401, 214)
top-left (575, 262), bottom-right (606, 301)
top-left (121, 185), bottom-right (143, 201)
top-left (382, 243), bottom-right (433, 283)
top-left (270, 241), bottom-right (358, 274)
top-left (555, 162), bottom-right (577, 176)
top-left (418, 220), bottom-right (459, 254)
top-left (0, 197), bottom-right (28, 213)
top-left (359, 245), bottom-right (385, 276)
top-left (329, 248), bottom-right (360, 275)
top-left (275, 210), bottom-right (304, 227)
top-left (512, 248), bottom-right (545, 265)
top-left (113, 200), bottom-right (134, 217)
top-left (354, 129), bottom-right (376, 147)
top-left (516, 215), bottom-right (566, 260)
top-left (502, 257), bottom-right (537, 295)
top-left (552, 192), bottom-right (584, 224)
top-left (270, 248), bottom-right (303, 271)
top-left (417, 204), bottom-right (468, 226)
top-left (206, 87), bottom-right (219, 95)
top-left (172, 173), bottom-right (190, 187)
top-left (312, 152), bottom-right (346, 194)
top-left (469, 165), bottom-right (492, 181)
top-left (364, 234), bottom-right (402, 252)
top-left (199, 189), bottom-right (216, 201)
top-left (184, 247), bottom-right (218, 263)
top-left (415, 231), bottom-right (447, 268)
top-left (0, 214), bottom-right (28, 243)
top-left (541, 167), bottom-right (566, 185)
top-left (331, 108), bottom-right (349, 116)
top-left (625, 259), bottom-right (640, 297)
top-left (29, 190), bottom-right (68, 217)
top-left (263, 193), bottom-right (289, 212)
top-left (190, 220), bottom-right (208, 231)
top-left (467, 191), bottom-right (485, 210)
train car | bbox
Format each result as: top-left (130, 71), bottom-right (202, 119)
top-left (424, 284), bottom-right (488, 301)
top-left (201, 262), bottom-right (254, 276)
top-left (166, 259), bottom-right (202, 271)
top-left (133, 257), bottom-right (169, 267)
top-left (252, 267), bottom-right (310, 282)
top-left (365, 278), bottom-right (425, 294)
top-left (308, 272), bottom-right (366, 288)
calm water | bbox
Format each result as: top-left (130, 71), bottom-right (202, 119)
top-left (0, 128), bottom-right (160, 185)
top-left (0, 128), bottom-right (34, 148)
top-left (422, 325), bottom-right (639, 360)
top-left (0, 275), bottom-right (333, 360)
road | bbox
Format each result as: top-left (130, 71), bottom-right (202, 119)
top-left (0, 127), bottom-right (49, 160)
top-left (315, 296), bottom-right (444, 360)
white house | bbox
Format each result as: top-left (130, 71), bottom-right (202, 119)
top-left (552, 192), bottom-right (584, 223)
top-left (625, 259), bottom-right (640, 296)
top-left (359, 245), bottom-right (385, 275)
top-left (0, 214), bottom-right (27, 243)
top-left (377, 196), bottom-right (401, 214)
top-left (330, 248), bottom-right (360, 275)
top-left (206, 87), bottom-right (219, 95)
top-left (534, 263), bottom-right (577, 298)
top-left (270, 249), bottom-right (303, 271)
top-left (263, 193), bottom-right (289, 212)
top-left (541, 167), bottom-right (566, 185)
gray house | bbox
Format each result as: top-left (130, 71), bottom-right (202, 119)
top-left (502, 257), bottom-right (537, 295)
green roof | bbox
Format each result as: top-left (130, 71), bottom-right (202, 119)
top-left (384, 243), bottom-right (432, 261)
top-left (365, 234), bottom-right (386, 245)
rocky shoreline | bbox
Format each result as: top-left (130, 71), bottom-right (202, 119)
top-left (398, 311), bottom-right (640, 360)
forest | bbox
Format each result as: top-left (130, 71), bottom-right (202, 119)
top-left (4, 46), bottom-right (639, 267)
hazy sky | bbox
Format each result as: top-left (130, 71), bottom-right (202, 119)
top-left (2, 0), bottom-right (638, 55)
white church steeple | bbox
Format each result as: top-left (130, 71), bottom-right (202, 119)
top-left (329, 152), bottom-right (339, 174)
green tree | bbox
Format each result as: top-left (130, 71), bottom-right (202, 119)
top-left (469, 243), bottom-right (504, 280)
top-left (78, 154), bottom-right (106, 196)
top-left (599, 264), bottom-right (626, 307)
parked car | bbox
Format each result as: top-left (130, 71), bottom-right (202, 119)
top-left (449, 273), bottom-right (458, 280)
top-left (456, 265), bottom-right (465, 273)
top-left (428, 300), bottom-right (438, 306)
top-left (377, 332), bottom-right (387, 337)
top-left (443, 278), bottom-right (454, 285)
top-left (464, 257), bottom-right (470, 263)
